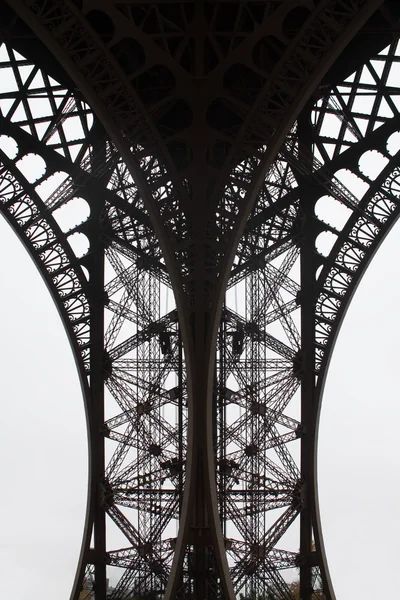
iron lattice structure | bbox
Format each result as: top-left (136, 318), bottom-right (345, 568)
top-left (1, 1), bottom-right (400, 598)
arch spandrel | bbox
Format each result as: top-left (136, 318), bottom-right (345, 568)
top-left (0, 39), bottom-right (184, 599)
top-left (2, 2), bottom-right (400, 599)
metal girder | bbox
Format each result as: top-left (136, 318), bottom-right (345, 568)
top-left (3, 2), bottom-right (400, 600)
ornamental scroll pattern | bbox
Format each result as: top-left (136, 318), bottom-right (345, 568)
top-left (315, 161), bottom-right (400, 374)
top-left (23, 0), bottom-right (189, 272)
top-left (0, 164), bottom-right (91, 371)
top-left (18, 0), bottom-right (376, 312)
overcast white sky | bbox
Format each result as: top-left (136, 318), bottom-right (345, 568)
top-left (318, 216), bottom-right (400, 599)
top-left (1, 186), bottom-right (400, 600)
top-left (0, 217), bottom-right (87, 597)
top-left (1, 39), bottom-right (400, 600)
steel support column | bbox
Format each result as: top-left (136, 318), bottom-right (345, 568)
top-left (87, 156), bottom-right (106, 600)
top-left (2, 2), bottom-right (400, 599)
top-left (298, 109), bottom-right (319, 600)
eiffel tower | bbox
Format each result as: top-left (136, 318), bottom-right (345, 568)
top-left (1, 1), bottom-right (399, 599)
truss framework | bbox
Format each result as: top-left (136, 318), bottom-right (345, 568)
top-left (1, 1), bottom-right (400, 599)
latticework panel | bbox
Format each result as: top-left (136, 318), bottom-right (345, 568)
top-left (2, 2), bottom-right (400, 600)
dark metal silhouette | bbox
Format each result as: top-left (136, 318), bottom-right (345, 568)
top-left (1, 1), bottom-right (400, 598)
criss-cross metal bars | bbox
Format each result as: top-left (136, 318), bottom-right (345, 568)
top-left (1, 1), bottom-right (400, 599)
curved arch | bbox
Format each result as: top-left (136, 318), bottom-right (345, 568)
top-left (311, 147), bottom-right (400, 600)
top-left (0, 129), bottom-right (182, 600)
top-left (217, 60), bottom-right (400, 595)
top-left (0, 149), bottom-right (94, 600)
top-left (0, 34), bottom-right (187, 598)
top-left (0, 153), bottom-right (90, 371)
top-left (0, 216), bottom-right (88, 599)
top-left (2, 2), bottom-right (396, 599)
top-left (316, 226), bottom-right (400, 598)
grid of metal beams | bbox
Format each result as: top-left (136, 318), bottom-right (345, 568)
top-left (1, 1), bottom-right (400, 599)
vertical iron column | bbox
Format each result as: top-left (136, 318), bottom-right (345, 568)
top-left (87, 169), bottom-right (106, 600)
top-left (299, 108), bottom-right (317, 600)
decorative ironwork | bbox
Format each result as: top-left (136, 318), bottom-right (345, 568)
top-left (1, 2), bottom-right (400, 599)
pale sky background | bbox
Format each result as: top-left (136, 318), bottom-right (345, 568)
top-left (1, 182), bottom-right (400, 599)
top-left (1, 40), bottom-right (400, 600)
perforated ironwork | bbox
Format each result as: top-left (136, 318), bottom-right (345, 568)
top-left (1, 1), bottom-right (400, 599)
